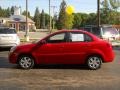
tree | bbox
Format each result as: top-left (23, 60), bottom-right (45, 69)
top-left (100, 0), bottom-right (120, 24)
top-left (64, 13), bottom-right (74, 29)
top-left (80, 13), bottom-right (89, 27)
top-left (40, 9), bottom-right (45, 29)
top-left (73, 13), bottom-right (82, 29)
top-left (10, 6), bottom-right (14, 15)
top-left (56, 0), bottom-right (74, 30)
top-left (56, 0), bottom-right (67, 30)
top-left (87, 13), bottom-right (97, 25)
top-left (109, 0), bottom-right (120, 10)
top-left (22, 10), bottom-right (32, 19)
top-left (45, 13), bottom-right (50, 29)
top-left (6, 7), bottom-right (11, 17)
top-left (33, 7), bottom-right (40, 29)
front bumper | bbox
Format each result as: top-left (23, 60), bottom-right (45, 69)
top-left (9, 52), bottom-right (18, 64)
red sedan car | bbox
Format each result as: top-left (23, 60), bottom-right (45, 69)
top-left (9, 30), bottom-right (114, 70)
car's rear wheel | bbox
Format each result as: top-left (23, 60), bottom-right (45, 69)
top-left (87, 56), bottom-right (102, 70)
top-left (18, 55), bottom-right (34, 69)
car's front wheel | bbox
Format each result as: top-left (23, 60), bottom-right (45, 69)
top-left (87, 56), bottom-right (102, 70)
top-left (18, 55), bottom-right (34, 69)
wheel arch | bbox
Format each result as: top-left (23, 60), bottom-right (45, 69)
top-left (17, 53), bottom-right (37, 64)
top-left (86, 53), bottom-right (104, 63)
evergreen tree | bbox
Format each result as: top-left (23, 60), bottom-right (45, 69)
top-left (6, 7), bottom-right (11, 17)
top-left (40, 9), bottom-right (45, 29)
top-left (56, 0), bottom-right (74, 30)
top-left (56, 0), bottom-right (67, 30)
top-left (22, 10), bottom-right (32, 19)
top-left (10, 6), bottom-right (14, 15)
top-left (45, 13), bottom-right (50, 29)
top-left (33, 7), bottom-right (40, 29)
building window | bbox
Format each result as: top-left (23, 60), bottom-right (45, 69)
top-left (13, 24), bottom-right (16, 28)
top-left (2, 20), bottom-right (3, 23)
top-left (10, 24), bottom-right (12, 27)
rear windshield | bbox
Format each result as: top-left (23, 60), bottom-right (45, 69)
top-left (0, 28), bottom-right (16, 34)
top-left (102, 27), bottom-right (118, 35)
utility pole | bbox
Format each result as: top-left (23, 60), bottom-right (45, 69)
top-left (97, 0), bottom-right (100, 29)
top-left (49, 0), bottom-right (52, 33)
top-left (51, 5), bottom-right (57, 30)
top-left (25, 0), bottom-right (29, 41)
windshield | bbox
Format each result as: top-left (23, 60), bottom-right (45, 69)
top-left (102, 27), bottom-right (118, 35)
top-left (0, 28), bottom-right (16, 34)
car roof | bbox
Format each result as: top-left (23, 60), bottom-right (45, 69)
top-left (52, 30), bottom-right (98, 36)
top-left (52, 30), bottom-right (90, 33)
top-left (42, 30), bottom-right (100, 41)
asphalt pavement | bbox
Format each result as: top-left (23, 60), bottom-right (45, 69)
top-left (0, 47), bottom-right (120, 90)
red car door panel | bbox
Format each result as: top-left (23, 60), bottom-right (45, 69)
top-left (34, 43), bottom-right (66, 64)
top-left (62, 42), bottom-right (91, 64)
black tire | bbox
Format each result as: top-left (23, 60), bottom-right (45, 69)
top-left (87, 56), bottom-right (102, 70)
top-left (18, 55), bottom-right (34, 69)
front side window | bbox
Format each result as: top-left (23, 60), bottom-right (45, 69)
top-left (47, 33), bottom-right (66, 43)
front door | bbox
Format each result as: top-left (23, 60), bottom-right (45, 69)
top-left (35, 32), bottom-right (67, 64)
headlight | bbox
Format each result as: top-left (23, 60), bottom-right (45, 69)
top-left (10, 46), bottom-right (17, 53)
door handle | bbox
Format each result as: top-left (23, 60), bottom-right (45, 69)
top-left (60, 46), bottom-right (64, 48)
top-left (86, 45), bottom-right (92, 47)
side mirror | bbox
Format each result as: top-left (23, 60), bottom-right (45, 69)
top-left (40, 40), bottom-right (46, 44)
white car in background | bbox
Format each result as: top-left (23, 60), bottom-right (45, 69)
top-left (84, 25), bottom-right (120, 46)
top-left (0, 27), bottom-right (20, 47)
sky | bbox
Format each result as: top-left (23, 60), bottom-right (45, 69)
top-left (0, 0), bottom-right (110, 16)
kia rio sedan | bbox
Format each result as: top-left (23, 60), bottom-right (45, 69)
top-left (9, 30), bottom-right (114, 70)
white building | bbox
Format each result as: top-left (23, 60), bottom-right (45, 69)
top-left (0, 6), bottom-right (36, 32)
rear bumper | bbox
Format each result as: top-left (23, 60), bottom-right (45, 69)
top-left (103, 51), bottom-right (115, 63)
top-left (0, 40), bottom-right (20, 47)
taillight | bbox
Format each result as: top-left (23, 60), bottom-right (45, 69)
top-left (106, 43), bottom-right (112, 49)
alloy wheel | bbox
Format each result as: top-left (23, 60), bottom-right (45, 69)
top-left (87, 56), bottom-right (102, 70)
top-left (19, 56), bottom-right (34, 69)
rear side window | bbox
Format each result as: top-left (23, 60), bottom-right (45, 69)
top-left (71, 33), bottom-right (84, 42)
top-left (70, 32), bottom-right (93, 42)
top-left (0, 28), bottom-right (16, 34)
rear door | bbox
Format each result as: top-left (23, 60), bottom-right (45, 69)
top-left (62, 31), bottom-right (93, 64)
